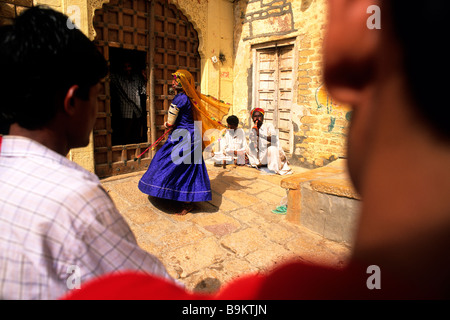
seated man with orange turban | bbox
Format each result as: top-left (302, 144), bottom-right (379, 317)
top-left (246, 108), bottom-right (292, 175)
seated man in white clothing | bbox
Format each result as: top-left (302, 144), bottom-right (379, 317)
top-left (247, 108), bottom-right (292, 175)
top-left (212, 115), bottom-right (247, 167)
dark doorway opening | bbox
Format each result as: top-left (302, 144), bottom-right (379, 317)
top-left (109, 48), bottom-right (148, 146)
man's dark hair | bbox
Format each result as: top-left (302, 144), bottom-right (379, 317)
top-left (0, 6), bottom-right (108, 130)
top-left (387, 0), bottom-right (450, 139)
top-left (227, 115), bottom-right (239, 126)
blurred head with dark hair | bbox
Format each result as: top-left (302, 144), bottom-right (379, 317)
top-left (0, 6), bottom-right (107, 154)
top-left (323, 0), bottom-right (450, 296)
top-left (324, 0), bottom-right (450, 190)
top-left (226, 115), bottom-right (239, 130)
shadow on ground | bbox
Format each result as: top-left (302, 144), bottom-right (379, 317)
top-left (147, 195), bottom-right (218, 215)
top-left (146, 170), bottom-right (258, 216)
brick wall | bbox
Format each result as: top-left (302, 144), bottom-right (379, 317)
top-left (291, 0), bottom-right (350, 167)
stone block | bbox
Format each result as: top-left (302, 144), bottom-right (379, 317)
top-left (110, 179), bottom-right (150, 206)
top-left (300, 184), bottom-right (360, 244)
top-left (167, 237), bottom-right (228, 278)
top-left (281, 159), bottom-right (360, 244)
top-left (300, 115), bottom-right (318, 124)
top-left (122, 205), bottom-right (160, 225)
top-left (222, 188), bottom-right (260, 207)
top-left (220, 228), bottom-right (271, 257)
top-left (245, 242), bottom-right (291, 271)
top-left (159, 225), bottom-right (207, 249)
top-left (192, 212), bottom-right (241, 237)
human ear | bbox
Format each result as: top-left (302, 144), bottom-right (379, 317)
top-left (63, 85), bottom-right (80, 116)
top-left (323, 0), bottom-right (381, 105)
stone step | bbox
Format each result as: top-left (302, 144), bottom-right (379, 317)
top-left (280, 159), bottom-right (361, 245)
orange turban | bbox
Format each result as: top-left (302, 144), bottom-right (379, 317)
top-left (250, 108), bottom-right (265, 117)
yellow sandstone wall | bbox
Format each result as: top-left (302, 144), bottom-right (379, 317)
top-left (233, 0), bottom-right (350, 167)
top-left (167, 0), bottom-right (234, 107)
top-left (293, 0), bottom-right (351, 167)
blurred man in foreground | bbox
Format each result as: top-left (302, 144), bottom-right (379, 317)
top-left (64, 0), bottom-right (450, 299)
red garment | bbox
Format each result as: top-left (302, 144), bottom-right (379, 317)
top-left (61, 261), bottom-right (430, 300)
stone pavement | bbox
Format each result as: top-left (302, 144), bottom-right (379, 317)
top-left (100, 161), bottom-right (351, 293)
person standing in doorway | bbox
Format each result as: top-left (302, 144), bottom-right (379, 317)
top-left (110, 59), bottom-right (147, 144)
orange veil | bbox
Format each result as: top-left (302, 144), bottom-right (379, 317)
top-left (172, 69), bottom-right (231, 150)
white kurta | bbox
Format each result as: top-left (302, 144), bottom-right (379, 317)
top-left (214, 128), bottom-right (247, 165)
top-left (247, 122), bottom-right (292, 175)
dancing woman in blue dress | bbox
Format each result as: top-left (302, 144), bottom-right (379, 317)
top-left (138, 70), bottom-right (213, 215)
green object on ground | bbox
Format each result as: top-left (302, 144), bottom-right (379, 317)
top-left (272, 205), bottom-right (287, 215)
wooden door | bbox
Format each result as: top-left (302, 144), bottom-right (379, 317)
top-left (152, 0), bottom-right (201, 151)
top-left (93, 0), bottom-right (200, 178)
top-left (277, 46), bottom-right (294, 152)
top-left (255, 44), bottom-right (294, 153)
top-left (256, 48), bottom-right (277, 124)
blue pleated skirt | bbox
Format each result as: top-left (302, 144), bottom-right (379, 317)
top-left (138, 129), bottom-right (212, 202)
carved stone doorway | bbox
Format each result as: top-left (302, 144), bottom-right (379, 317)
top-left (92, 0), bottom-right (201, 178)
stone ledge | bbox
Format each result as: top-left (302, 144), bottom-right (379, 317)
top-left (281, 159), bottom-right (359, 198)
top-left (280, 166), bottom-right (343, 190)
top-left (280, 159), bottom-right (360, 245)
top-left (310, 177), bottom-right (361, 200)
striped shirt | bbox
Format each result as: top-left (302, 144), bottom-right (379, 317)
top-left (0, 136), bottom-right (173, 299)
